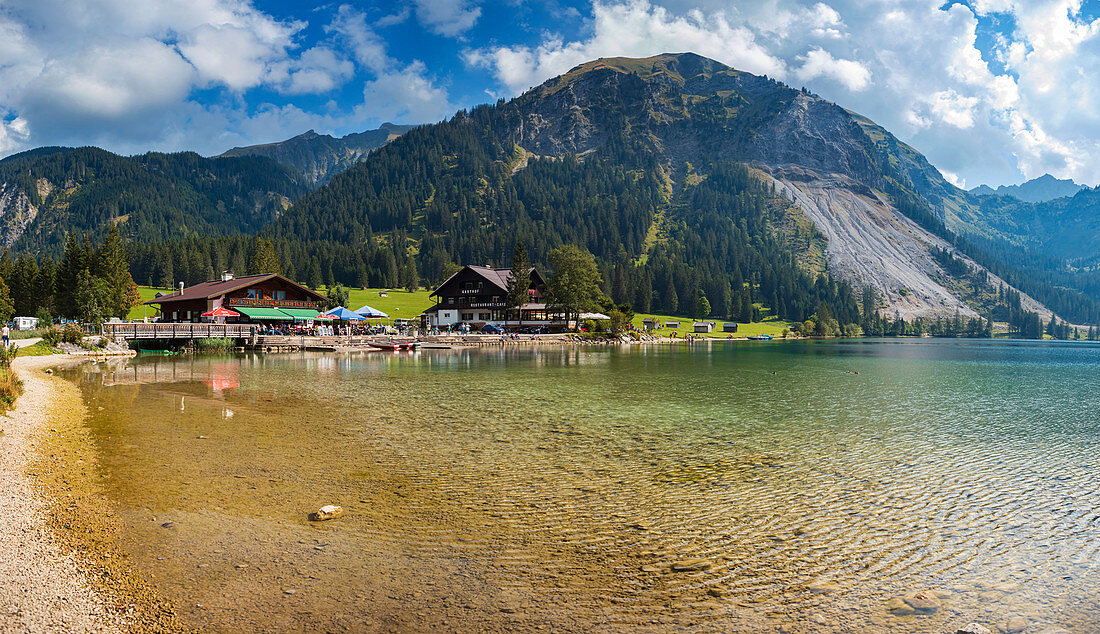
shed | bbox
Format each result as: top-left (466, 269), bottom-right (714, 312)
top-left (693, 321), bottom-right (716, 333)
top-left (722, 322), bottom-right (738, 333)
top-left (665, 321), bottom-right (680, 328)
top-left (641, 317), bottom-right (660, 331)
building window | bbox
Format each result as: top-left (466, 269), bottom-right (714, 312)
top-left (461, 313), bottom-right (474, 321)
top-left (273, 290), bottom-right (286, 300)
top-left (446, 297), bottom-right (454, 305)
top-left (247, 289), bottom-right (260, 299)
top-left (479, 312), bottom-right (491, 321)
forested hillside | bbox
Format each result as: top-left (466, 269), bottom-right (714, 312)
top-left (0, 147), bottom-right (306, 255)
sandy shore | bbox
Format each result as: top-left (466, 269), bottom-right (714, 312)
top-left (0, 355), bottom-right (124, 632)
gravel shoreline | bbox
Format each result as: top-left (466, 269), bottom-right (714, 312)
top-left (0, 355), bottom-right (123, 633)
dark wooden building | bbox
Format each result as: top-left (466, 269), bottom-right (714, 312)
top-left (423, 265), bottom-right (561, 329)
top-left (146, 273), bottom-right (328, 322)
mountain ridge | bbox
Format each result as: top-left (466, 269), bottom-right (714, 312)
top-left (218, 123), bottom-right (415, 186)
top-left (970, 174), bottom-right (1087, 203)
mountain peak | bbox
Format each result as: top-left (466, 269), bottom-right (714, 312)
top-left (970, 173), bottom-right (1085, 203)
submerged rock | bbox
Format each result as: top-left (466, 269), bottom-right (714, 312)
top-left (807, 581), bottom-right (839, 594)
top-left (956, 623), bottom-right (992, 634)
top-left (310, 505), bottom-right (345, 521)
top-left (670, 558), bottom-right (712, 572)
top-left (886, 597), bottom-right (915, 616)
top-left (1005, 616), bottom-right (1029, 633)
top-left (903, 590), bottom-right (941, 613)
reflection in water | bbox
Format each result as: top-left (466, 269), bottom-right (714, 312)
top-left (64, 342), bottom-right (1100, 632)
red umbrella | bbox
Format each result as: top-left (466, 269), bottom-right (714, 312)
top-left (314, 314), bottom-right (338, 320)
top-left (202, 306), bottom-right (240, 317)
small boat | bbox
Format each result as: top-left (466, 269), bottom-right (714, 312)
top-left (747, 335), bottom-right (774, 341)
top-left (368, 340), bottom-right (420, 351)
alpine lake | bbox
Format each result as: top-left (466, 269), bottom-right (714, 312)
top-left (58, 339), bottom-right (1100, 632)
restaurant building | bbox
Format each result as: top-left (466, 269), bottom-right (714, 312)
top-left (146, 272), bottom-right (329, 322)
top-left (423, 265), bottom-right (563, 330)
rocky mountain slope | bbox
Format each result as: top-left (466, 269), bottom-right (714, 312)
top-left (218, 123), bottom-right (414, 186)
top-left (971, 174), bottom-right (1086, 203)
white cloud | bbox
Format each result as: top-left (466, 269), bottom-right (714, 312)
top-left (795, 48), bottom-right (871, 91)
top-left (942, 170), bottom-right (965, 188)
top-left (930, 89), bottom-right (980, 128)
top-left (328, 4), bottom-right (393, 74)
top-left (413, 0), bottom-right (482, 37)
top-left (268, 46), bottom-right (355, 95)
top-left (358, 61), bottom-right (456, 123)
top-left (465, 0), bottom-right (786, 94)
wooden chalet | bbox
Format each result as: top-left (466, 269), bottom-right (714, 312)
top-left (146, 272), bottom-right (329, 323)
top-left (423, 265), bottom-right (563, 330)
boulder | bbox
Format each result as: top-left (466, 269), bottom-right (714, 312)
top-left (309, 505), bottom-right (345, 521)
top-left (957, 624), bottom-right (992, 634)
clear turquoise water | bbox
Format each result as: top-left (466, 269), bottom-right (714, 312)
top-left (64, 340), bottom-right (1100, 632)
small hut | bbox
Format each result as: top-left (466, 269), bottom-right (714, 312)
top-left (693, 321), bottom-right (715, 333)
top-left (722, 323), bottom-right (738, 333)
top-left (642, 318), bottom-right (661, 331)
top-left (665, 320), bottom-right (681, 329)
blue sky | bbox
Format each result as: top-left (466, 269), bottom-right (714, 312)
top-left (2, 1), bottom-right (1100, 188)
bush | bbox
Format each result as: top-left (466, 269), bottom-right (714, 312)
top-left (0, 344), bottom-right (17, 367)
top-left (41, 324), bottom-right (84, 346)
top-left (0, 367), bottom-right (22, 410)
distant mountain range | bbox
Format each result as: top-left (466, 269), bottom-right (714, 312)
top-left (218, 123), bottom-right (415, 186)
top-left (970, 174), bottom-right (1087, 203)
top-left (7, 53), bottom-right (1100, 325)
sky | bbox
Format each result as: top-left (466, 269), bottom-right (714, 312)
top-left (1, 1), bottom-right (1100, 188)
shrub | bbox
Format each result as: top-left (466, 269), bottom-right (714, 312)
top-left (42, 324), bottom-right (84, 347)
top-left (0, 366), bottom-right (22, 409)
top-left (0, 344), bottom-right (17, 367)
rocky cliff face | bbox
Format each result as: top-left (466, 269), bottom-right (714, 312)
top-left (219, 123), bottom-right (415, 186)
top-left (0, 184), bottom-right (39, 248)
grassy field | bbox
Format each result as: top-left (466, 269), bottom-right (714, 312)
top-left (129, 286), bottom-right (435, 322)
top-left (631, 312), bottom-right (795, 338)
top-left (126, 287), bottom-right (166, 320)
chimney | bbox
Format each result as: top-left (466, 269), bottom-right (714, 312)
top-left (221, 270), bottom-right (234, 282)
top-left (178, 282), bottom-right (184, 295)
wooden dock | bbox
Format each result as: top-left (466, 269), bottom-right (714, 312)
top-left (103, 322), bottom-right (255, 340)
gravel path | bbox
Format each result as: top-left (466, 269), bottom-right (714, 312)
top-left (0, 356), bottom-right (123, 633)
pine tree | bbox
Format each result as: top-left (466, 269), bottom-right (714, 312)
top-left (96, 225), bottom-right (140, 319)
top-left (248, 237), bottom-right (281, 275)
top-left (506, 242), bottom-right (531, 324)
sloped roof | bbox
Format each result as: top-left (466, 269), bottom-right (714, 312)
top-left (431, 265), bottom-right (542, 297)
top-left (145, 273), bottom-right (328, 305)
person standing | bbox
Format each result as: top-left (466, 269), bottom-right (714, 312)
top-left (2, 324), bottom-right (9, 346)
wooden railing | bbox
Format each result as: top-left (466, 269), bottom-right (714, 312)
top-left (102, 322), bottom-right (255, 340)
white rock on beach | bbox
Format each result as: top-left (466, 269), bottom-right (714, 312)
top-left (957, 623), bottom-right (992, 634)
top-left (310, 505), bottom-right (345, 521)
